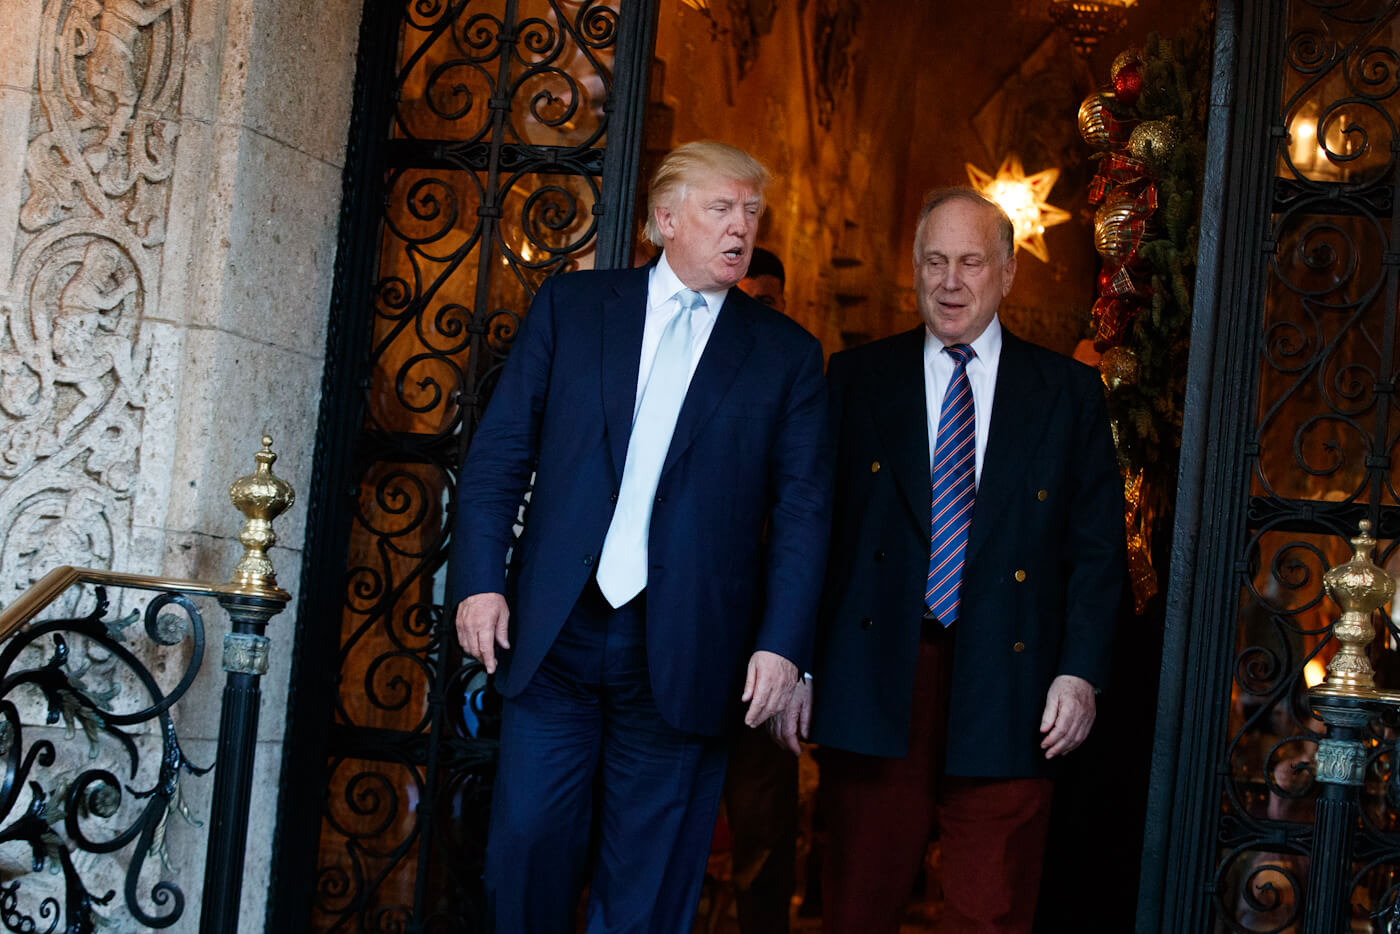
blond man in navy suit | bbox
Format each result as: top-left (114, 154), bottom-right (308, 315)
top-left (452, 142), bottom-right (832, 934)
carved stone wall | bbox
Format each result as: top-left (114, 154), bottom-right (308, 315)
top-left (0, 0), bottom-right (362, 929)
top-left (0, 0), bottom-right (181, 607)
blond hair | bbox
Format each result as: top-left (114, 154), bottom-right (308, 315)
top-left (644, 141), bottom-right (770, 246)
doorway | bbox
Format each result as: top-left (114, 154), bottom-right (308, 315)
top-left (644, 1), bottom-right (1197, 931)
top-left (270, 1), bottom-right (1400, 932)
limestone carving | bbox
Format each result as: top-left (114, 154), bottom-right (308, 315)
top-left (1, 0), bottom-right (184, 608)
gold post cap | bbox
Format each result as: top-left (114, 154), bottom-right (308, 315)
top-left (1314, 520), bottom-right (1394, 698)
top-left (226, 435), bottom-right (295, 600)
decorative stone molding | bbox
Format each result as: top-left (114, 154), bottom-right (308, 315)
top-left (0, 0), bottom-right (186, 609)
top-left (812, 0), bottom-right (860, 129)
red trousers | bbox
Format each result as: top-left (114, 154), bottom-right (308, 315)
top-left (820, 626), bottom-right (1053, 934)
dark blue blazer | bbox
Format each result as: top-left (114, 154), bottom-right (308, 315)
top-left (808, 326), bottom-right (1125, 777)
top-left (451, 265), bottom-right (833, 736)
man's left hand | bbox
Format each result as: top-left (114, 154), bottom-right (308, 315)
top-left (765, 677), bottom-right (811, 755)
top-left (1039, 674), bottom-right (1096, 759)
top-left (741, 650), bottom-right (798, 727)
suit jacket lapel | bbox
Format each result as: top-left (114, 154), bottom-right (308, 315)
top-left (661, 289), bottom-right (755, 476)
top-left (965, 330), bottom-right (1056, 563)
top-left (601, 269), bottom-right (650, 481)
top-left (869, 326), bottom-right (930, 536)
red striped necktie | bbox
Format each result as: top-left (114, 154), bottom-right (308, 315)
top-left (925, 343), bottom-right (976, 626)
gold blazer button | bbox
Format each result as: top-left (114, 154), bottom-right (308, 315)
top-left (1037, 489), bottom-right (1048, 501)
top-left (1013, 641), bottom-right (1026, 653)
top-left (1014, 569), bottom-right (1027, 582)
top-left (870, 461), bottom-right (881, 473)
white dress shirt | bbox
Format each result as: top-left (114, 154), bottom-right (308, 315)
top-left (634, 253), bottom-right (725, 418)
top-left (924, 316), bottom-right (1002, 488)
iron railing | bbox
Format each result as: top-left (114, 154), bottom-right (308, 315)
top-left (0, 436), bottom-right (294, 933)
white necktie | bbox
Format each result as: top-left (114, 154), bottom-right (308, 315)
top-left (595, 289), bottom-right (704, 607)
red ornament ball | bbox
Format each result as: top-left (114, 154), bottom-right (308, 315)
top-left (1110, 48), bottom-right (1144, 82)
top-left (1113, 64), bottom-right (1143, 105)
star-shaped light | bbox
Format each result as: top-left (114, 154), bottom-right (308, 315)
top-left (965, 155), bottom-right (1070, 263)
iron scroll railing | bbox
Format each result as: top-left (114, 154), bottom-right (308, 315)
top-left (0, 437), bottom-right (294, 933)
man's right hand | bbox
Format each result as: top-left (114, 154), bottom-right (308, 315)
top-left (455, 592), bottom-right (510, 674)
top-left (767, 677), bottom-right (812, 755)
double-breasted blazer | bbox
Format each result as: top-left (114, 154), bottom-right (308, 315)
top-left (808, 325), bottom-right (1125, 777)
top-left (450, 264), bottom-right (833, 737)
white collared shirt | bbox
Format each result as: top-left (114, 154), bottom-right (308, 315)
top-left (924, 316), bottom-right (1003, 487)
top-left (634, 253), bottom-right (725, 418)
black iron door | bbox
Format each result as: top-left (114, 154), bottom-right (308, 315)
top-left (1140, 0), bottom-right (1400, 930)
top-left (269, 2), bottom-right (658, 930)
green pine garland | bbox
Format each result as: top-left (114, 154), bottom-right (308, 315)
top-left (1096, 15), bottom-right (1212, 506)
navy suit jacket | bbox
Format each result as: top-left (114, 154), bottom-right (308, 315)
top-left (451, 264), bottom-right (833, 736)
top-left (808, 325), bottom-right (1125, 777)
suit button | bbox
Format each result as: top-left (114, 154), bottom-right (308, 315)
top-left (610, 491), bottom-right (618, 503)
top-left (874, 549), bottom-right (886, 562)
top-left (1014, 569), bottom-right (1027, 582)
top-left (583, 555), bottom-right (594, 567)
top-left (870, 461), bottom-right (881, 473)
top-left (655, 494), bottom-right (666, 503)
top-left (1013, 641), bottom-right (1026, 653)
top-left (860, 617), bottom-right (874, 630)
top-left (1037, 489), bottom-right (1048, 501)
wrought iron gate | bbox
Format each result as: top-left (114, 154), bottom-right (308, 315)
top-left (269, 2), bottom-right (657, 929)
top-left (1141, 0), bottom-right (1400, 930)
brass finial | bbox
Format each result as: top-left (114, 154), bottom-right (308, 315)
top-left (1315, 520), bottom-right (1395, 698)
top-left (227, 435), bottom-right (295, 598)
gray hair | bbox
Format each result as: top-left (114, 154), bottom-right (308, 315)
top-left (913, 187), bottom-right (1016, 263)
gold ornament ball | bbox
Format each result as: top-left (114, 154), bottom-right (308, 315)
top-left (1128, 119), bottom-right (1180, 170)
top-left (1099, 346), bottom-right (1140, 390)
top-left (1078, 93), bottom-right (1115, 150)
top-left (1110, 48), bottom-right (1144, 83)
top-left (1094, 189), bottom-right (1139, 263)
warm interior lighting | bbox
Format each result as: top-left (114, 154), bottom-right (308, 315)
top-left (677, 0), bottom-right (724, 40)
top-left (1304, 657), bottom-right (1328, 689)
top-left (1049, 0), bottom-right (1137, 57)
top-left (965, 155), bottom-right (1071, 264)
top-left (1286, 100), bottom-right (1355, 181)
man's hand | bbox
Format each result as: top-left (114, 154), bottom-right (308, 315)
top-left (765, 676), bottom-right (811, 755)
top-left (1039, 674), bottom-right (1096, 759)
top-left (455, 592), bottom-right (510, 674)
top-left (741, 650), bottom-right (798, 728)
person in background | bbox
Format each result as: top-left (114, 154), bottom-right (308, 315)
top-left (738, 246), bottom-right (786, 313)
top-left (720, 245), bottom-right (801, 933)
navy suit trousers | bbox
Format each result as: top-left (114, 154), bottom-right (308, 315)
top-left (485, 581), bottom-right (729, 933)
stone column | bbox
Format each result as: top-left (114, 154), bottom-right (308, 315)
top-left (0, 0), bottom-right (362, 930)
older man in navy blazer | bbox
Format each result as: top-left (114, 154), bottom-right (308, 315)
top-left (780, 189), bottom-right (1124, 933)
top-left (451, 141), bottom-right (832, 934)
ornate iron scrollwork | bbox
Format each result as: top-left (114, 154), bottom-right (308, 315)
top-left (0, 585), bottom-right (208, 931)
top-left (1213, 0), bottom-right (1400, 930)
top-left (288, 1), bottom-right (652, 929)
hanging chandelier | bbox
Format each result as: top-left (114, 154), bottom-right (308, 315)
top-left (1048, 0), bottom-right (1137, 58)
